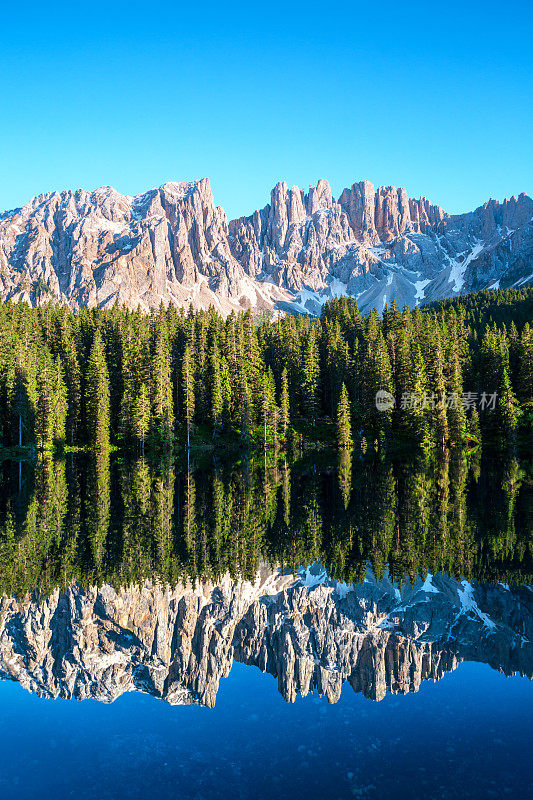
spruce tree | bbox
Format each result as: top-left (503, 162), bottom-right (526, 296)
top-left (85, 330), bottom-right (111, 451)
top-left (432, 334), bottom-right (449, 448)
top-left (182, 346), bottom-right (195, 456)
top-left (517, 324), bottom-right (533, 402)
top-left (447, 340), bottom-right (467, 445)
top-left (468, 406), bottom-right (481, 444)
top-left (408, 343), bottom-right (429, 446)
top-left (336, 383), bottom-right (353, 450)
top-left (0, 285), bottom-right (529, 457)
top-left (57, 321), bottom-right (81, 445)
top-left (262, 371), bottom-right (270, 450)
top-left (52, 356), bottom-right (68, 447)
top-left (302, 325), bottom-right (320, 425)
top-left (498, 368), bottom-right (520, 442)
top-left (35, 349), bottom-right (55, 454)
top-left (133, 382), bottom-right (151, 456)
top-left (210, 339), bottom-right (223, 437)
top-left (220, 356), bottom-right (232, 431)
top-left (280, 367), bottom-right (290, 439)
top-left (240, 374), bottom-right (252, 448)
top-left (11, 366), bottom-right (34, 447)
top-left (150, 324), bottom-right (174, 451)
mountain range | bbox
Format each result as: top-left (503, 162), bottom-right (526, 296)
top-left (0, 178), bottom-right (532, 315)
top-left (1, 566), bottom-right (531, 707)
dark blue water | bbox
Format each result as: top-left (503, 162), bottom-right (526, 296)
top-left (0, 661), bottom-right (531, 800)
top-left (0, 453), bottom-right (531, 799)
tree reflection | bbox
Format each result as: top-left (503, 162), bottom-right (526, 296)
top-left (0, 445), bottom-right (531, 597)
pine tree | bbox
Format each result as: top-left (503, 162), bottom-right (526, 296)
top-left (498, 367), bottom-right (520, 442)
top-left (133, 382), bottom-right (151, 456)
top-left (182, 346), bottom-right (195, 457)
top-left (35, 349), bottom-right (55, 454)
top-left (336, 383), bottom-right (353, 450)
top-left (302, 325), bottom-right (320, 425)
top-left (280, 367), bottom-right (290, 439)
top-left (210, 339), bottom-right (223, 437)
top-left (150, 324), bottom-right (174, 451)
top-left (52, 356), bottom-right (68, 447)
top-left (85, 330), bottom-right (111, 451)
top-left (517, 323), bottom-right (533, 403)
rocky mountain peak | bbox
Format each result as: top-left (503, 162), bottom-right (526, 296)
top-left (0, 175), bottom-right (531, 316)
top-left (307, 178), bottom-right (334, 214)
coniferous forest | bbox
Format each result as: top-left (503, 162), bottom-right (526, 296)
top-left (0, 286), bottom-right (531, 456)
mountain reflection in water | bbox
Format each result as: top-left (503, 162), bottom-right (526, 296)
top-left (0, 448), bottom-right (531, 708)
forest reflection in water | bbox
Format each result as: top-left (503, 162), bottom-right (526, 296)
top-left (0, 446), bottom-right (531, 596)
top-left (0, 447), bottom-right (531, 710)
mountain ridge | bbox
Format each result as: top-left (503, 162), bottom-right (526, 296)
top-left (0, 176), bottom-right (531, 315)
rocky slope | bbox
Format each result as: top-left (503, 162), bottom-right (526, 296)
top-left (0, 177), bottom-right (531, 315)
top-left (0, 180), bottom-right (290, 315)
top-left (0, 566), bottom-right (531, 707)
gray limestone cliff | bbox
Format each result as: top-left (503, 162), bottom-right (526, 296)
top-left (0, 180), bottom-right (289, 315)
top-left (0, 177), bottom-right (531, 315)
top-left (229, 181), bottom-right (533, 314)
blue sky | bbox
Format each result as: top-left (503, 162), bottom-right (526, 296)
top-left (0, 0), bottom-right (531, 219)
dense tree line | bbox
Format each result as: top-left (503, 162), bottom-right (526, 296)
top-left (0, 447), bottom-right (530, 597)
top-left (0, 286), bottom-right (531, 455)
top-left (425, 286), bottom-right (533, 333)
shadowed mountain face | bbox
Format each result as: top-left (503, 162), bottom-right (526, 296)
top-left (0, 178), bottom-right (531, 314)
top-left (1, 568), bottom-right (531, 708)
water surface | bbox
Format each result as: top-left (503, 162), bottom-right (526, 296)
top-left (0, 449), bottom-right (531, 799)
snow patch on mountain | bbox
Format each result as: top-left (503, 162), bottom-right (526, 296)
top-left (414, 278), bottom-right (431, 303)
top-left (446, 240), bottom-right (484, 292)
top-left (457, 580), bottom-right (497, 630)
top-left (420, 574), bottom-right (440, 594)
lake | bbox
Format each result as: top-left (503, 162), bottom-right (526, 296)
top-left (0, 448), bottom-right (531, 799)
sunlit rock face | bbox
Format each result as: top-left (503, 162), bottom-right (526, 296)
top-left (0, 180), bottom-right (292, 315)
top-left (230, 181), bottom-right (533, 314)
top-left (1, 178), bottom-right (531, 316)
top-left (0, 567), bottom-right (531, 708)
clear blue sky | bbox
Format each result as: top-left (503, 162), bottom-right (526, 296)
top-left (1, 0), bottom-right (531, 219)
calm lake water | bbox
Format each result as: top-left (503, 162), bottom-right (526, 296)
top-left (0, 449), bottom-right (531, 799)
